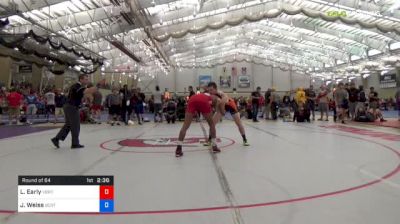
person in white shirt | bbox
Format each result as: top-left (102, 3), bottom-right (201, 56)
top-left (152, 85), bottom-right (163, 122)
top-left (45, 89), bottom-right (56, 123)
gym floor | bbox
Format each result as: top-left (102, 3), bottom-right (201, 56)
top-left (0, 119), bottom-right (399, 224)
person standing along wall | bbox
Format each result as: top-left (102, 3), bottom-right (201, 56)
top-left (188, 86), bottom-right (195, 99)
top-left (306, 85), bottom-right (316, 121)
top-left (153, 85), bottom-right (163, 122)
top-left (317, 85), bottom-right (329, 121)
top-left (25, 90), bottom-right (38, 124)
top-left (335, 83), bottom-right (349, 124)
top-left (395, 88), bottom-right (400, 121)
top-left (44, 89), bottom-right (56, 123)
top-left (0, 87), bottom-right (7, 124)
top-left (368, 87), bottom-right (379, 112)
top-left (356, 85), bottom-right (367, 117)
top-left (251, 87), bottom-right (261, 122)
top-left (107, 88), bottom-right (122, 126)
top-left (131, 88), bottom-right (145, 125)
top-left (51, 74), bottom-right (97, 149)
top-left (119, 85), bottom-right (132, 125)
top-left (263, 88), bottom-right (271, 120)
top-left (348, 83), bottom-right (359, 121)
top-left (91, 87), bottom-right (103, 124)
top-left (54, 89), bottom-right (66, 124)
top-left (7, 87), bottom-right (23, 125)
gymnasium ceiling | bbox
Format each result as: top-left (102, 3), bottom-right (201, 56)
top-left (1, 0), bottom-right (400, 81)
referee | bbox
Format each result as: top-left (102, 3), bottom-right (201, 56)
top-left (51, 74), bottom-right (97, 149)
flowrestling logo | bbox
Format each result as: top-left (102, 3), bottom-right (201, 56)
top-left (326, 10), bottom-right (347, 17)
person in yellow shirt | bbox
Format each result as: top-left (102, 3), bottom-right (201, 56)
top-left (295, 87), bottom-right (307, 105)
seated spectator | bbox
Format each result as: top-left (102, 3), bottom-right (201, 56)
top-left (355, 107), bottom-right (386, 122)
top-left (293, 102), bottom-right (310, 123)
top-left (369, 108), bottom-right (387, 122)
top-left (354, 107), bottom-right (374, 122)
top-left (164, 99), bottom-right (177, 124)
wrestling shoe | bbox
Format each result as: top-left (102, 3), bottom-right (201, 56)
top-left (203, 141), bottom-right (211, 146)
top-left (212, 145), bottom-right (221, 153)
top-left (175, 145), bottom-right (183, 157)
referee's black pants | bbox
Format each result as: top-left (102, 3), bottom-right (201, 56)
top-left (55, 104), bottom-right (80, 145)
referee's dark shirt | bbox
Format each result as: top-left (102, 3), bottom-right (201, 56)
top-left (67, 82), bottom-right (86, 107)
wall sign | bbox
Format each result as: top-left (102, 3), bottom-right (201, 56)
top-left (380, 72), bottom-right (397, 88)
top-left (19, 65), bottom-right (32, 73)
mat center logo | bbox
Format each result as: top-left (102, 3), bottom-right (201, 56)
top-left (118, 137), bottom-right (216, 148)
top-left (101, 136), bottom-right (235, 153)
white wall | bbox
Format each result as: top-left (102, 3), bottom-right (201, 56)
top-left (137, 63), bottom-right (313, 94)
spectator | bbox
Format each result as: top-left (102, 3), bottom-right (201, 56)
top-left (44, 89), bottom-right (56, 123)
top-left (368, 87), bottom-right (379, 112)
top-left (293, 102), bottom-right (310, 122)
top-left (164, 98), bottom-right (177, 124)
top-left (7, 88), bottom-right (23, 125)
top-left (131, 88), bottom-right (144, 125)
top-left (176, 97), bottom-right (186, 121)
top-left (188, 86), bottom-right (195, 98)
top-left (263, 88), bottom-right (272, 119)
top-left (119, 85), bottom-right (131, 125)
top-left (317, 85), bottom-right (329, 121)
top-left (137, 87), bottom-right (146, 122)
top-left (0, 87), bottom-right (6, 124)
top-left (26, 90), bottom-right (38, 122)
top-left (107, 88), bottom-right (122, 126)
top-left (54, 89), bottom-right (66, 124)
top-left (91, 87), bottom-right (103, 124)
top-left (348, 83), bottom-right (359, 120)
top-left (270, 88), bottom-right (280, 120)
top-left (387, 97), bottom-right (394, 110)
top-left (251, 87), bottom-right (261, 122)
top-left (36, 95), bottom-right (46, 118)
top-left (396, 88), bottom-right (400, 121)
top-left (295, 88), bottom-right (306, 105)
top-left (306, 85), bottom-right (317, 120)
top-left (368, 108), bottom-right (386, 122)
top-left (356, 85), bottom-right (367, 114)
top-left (282, 92), bottom-right (291, 108)
top-left (153, 85), bottom-right (163, 122)
top-left (335, 82), bottom-right (349, 124)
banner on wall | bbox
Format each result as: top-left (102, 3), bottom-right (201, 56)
top-left (220, 76), bottom-right (231, 88)
top-left (18, 65), bottom-right (32, 73)
top-left (380, 72), bottom-right (397, 88)
top-left (199, 75), bottom-right (212, 87)
top-left (237, 67), bottom-right (250, 88)
top-left (238, 75), bottom-right (250, 88)
top-left (220, 67), bottom-right (231, 88)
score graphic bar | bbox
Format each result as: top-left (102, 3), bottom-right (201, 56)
top-left (18, 176), bottom-right (114, 213)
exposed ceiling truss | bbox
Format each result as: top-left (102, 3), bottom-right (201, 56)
top-left (0, 0), bottom-right (399, 80)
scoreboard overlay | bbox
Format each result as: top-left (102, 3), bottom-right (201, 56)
top-left (18, 176), bottom-right (114, 213)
